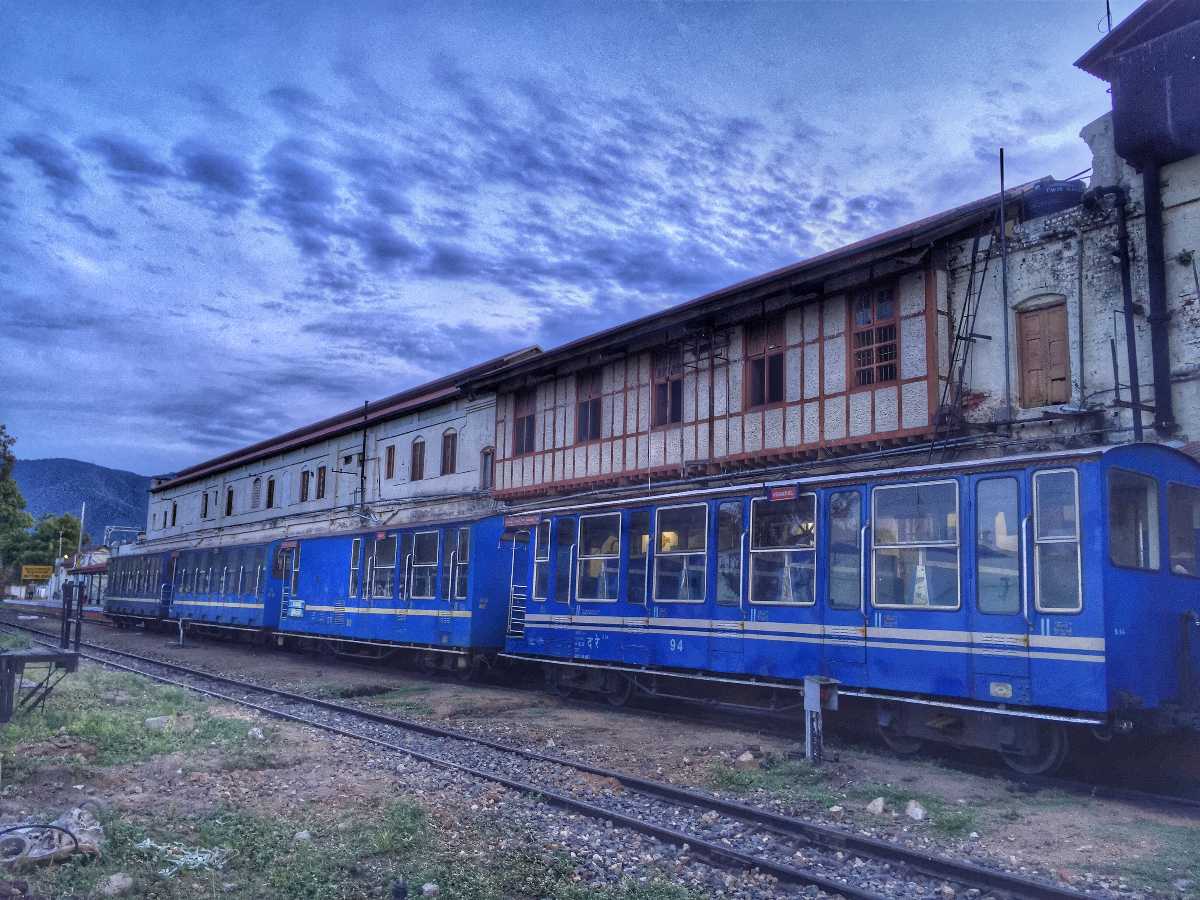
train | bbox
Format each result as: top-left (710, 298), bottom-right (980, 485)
top-left (103, 443), bottom-right (1200, 774)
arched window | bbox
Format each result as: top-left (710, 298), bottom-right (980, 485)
top-left (225, 487), bottom-right (234, 516)
top-left (441, 429), bottom-right (457, 476)
top-left (266, 477), bottom-right (276, 509)
top-left (251, 477), bottom-right (262, 509)
top-left (480, 447), bottom-right (495, 491)
top-left (411, 438), bottom-right (425, 481)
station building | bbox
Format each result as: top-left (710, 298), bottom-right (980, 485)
top-left (135, 0), bottom-right (1199, 540)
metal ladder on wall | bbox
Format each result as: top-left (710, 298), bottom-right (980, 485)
top-left (931, 210), bottom-right (999, 459)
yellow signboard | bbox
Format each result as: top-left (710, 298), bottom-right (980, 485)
top-left (20, 565), bottom-right (53, 581)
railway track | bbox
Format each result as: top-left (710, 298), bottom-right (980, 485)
top-left (7, 606), bottom-right (1199, 816)
top-left (6, 621), bottom-right (1098, 900)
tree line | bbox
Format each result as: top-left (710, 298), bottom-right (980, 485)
top-left (0, 424), bottom-right (87, 586)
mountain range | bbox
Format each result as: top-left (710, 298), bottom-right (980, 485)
top-left (12, 458), bottom-right (151, 542)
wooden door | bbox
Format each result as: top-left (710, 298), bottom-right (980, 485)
top-left (1018, 304), bottom-right (1069, 408)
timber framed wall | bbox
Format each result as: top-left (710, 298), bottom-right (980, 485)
top-left (494, 263), bottom-right (942, 498)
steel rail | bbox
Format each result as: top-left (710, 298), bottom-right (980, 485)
top-left (5, 621), bottom-right (1093, 900)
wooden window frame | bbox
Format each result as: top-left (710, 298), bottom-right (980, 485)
top-left (513, 389), bottom-right (537, 456)
top-left (385, 444), bottom-right (396, 480)
top-left (744, 318), bottom-right (786, 410)
top-left (265, 477), bottom-right (276, 509)
top-left (225, 488), bottom-right (234, 517)
top-left (411, 438), bottom-right (425, 481)
top-left (575, 368), bottom-right (603, 445)
top-left (480, 447), bottom-right (494, 491)
top-left (441, 430), bottom-right (457, 476)
top-left (850, 282), bottom-right (899, 389)
top-left (299, 470), bottom-right (311, 502)
top-left (201, 491), bottom-right (209, 519)
top-left (651, 349), bottom-right (684, 429)
top-left (316, 466), bottom-right (327, 500)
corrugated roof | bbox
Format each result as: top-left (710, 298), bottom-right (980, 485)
top-left (152, 346), bottom-right (540, 493)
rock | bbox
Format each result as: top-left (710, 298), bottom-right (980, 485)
top-left (865, 797), bottom-right (886, 815)
top-left (733, 751), bottom-right (759, 771)
top-left (968, 832), bottom-right (979, 840)
top-left (292, 830), bottom-right (312, 844)
top-left (0, 880), bottom-right (29, 898)
top-left (905, 799), bottom-right (927, 821)
top-left (1174, 880), bottom-right (1194, 893)
top-left (828, 805), bottom-right (844, 815)
top-left (939, 884), bottom-right (956, 900)
top-left (421, 883), bottom-right (439, 897)
top-left (99, 873), bottom-right (134, 897)
top-left (222, 883), bottom-right (238, 894)
top-left (143, 716), bottom-right (172, 731)
top-left (247, 727), bottom-right (265, 741)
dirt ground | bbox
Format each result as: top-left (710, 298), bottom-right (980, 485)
top-left (5, 611), bottom-right (1199, 897)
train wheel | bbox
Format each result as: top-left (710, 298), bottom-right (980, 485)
top-left (544, 667), bottom-right (574, 699)
top-left (454, 658), bottom-right (479, 683)
top-left (999, 723), bottom-right (1070, 775)
top-left (605, 676), bottom-right (633, 707)
top-left (877, 704), bottom-right (924, 756)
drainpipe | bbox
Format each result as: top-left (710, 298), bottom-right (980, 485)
top-left (1142, 161), bottom-right (1177, 436)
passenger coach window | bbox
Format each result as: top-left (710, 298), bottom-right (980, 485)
top-left (716, 502), bottom-right (743, 606)
top-left (828, 491), bottom-right (861, 610)
top-left (1109, 469), bottom-right (1160, 571)
top-left (410, 532), bottom-right (438, 599)
top-left (553, 519), bottom-right (575, 602)
top-left (654, 505), bottom-right (707, 602)
top-left (1033, 470), bottom-right (1081, 612)
top-left (371, 536), bottom-right (396, 599)
top-left (872, 482), bottom-right (959, 608)
top-left (976, 478), bottom-right (1020, 614)
top-left (750, 494), bottom-right (816, 604)
top-left (1168, 484), bottom-right (1200, 577)
top-left (532, 521), bottom-right (550, 600)
top-left (452, 527), bottom-right (470, 599)
top-left (628, 511), bottom-right (650, 604)
top-left (577, 514), bottom-right (620, 601)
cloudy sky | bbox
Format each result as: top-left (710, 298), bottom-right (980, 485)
top-left (1, 0), bottom-right (1132, 476)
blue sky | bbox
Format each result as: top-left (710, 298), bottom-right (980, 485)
top-left (0, 0), bottom-right (1133, 476)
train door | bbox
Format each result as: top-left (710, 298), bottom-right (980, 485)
top-left (622, 510), bottom-right (652, 666)
top-left (743, 489), bottom-right (821, 680)
top-left (710, 499), bottom-right (746, 674)
top-left (821, 488), bottom-right (867, 683)
top-left (278, 542), bottom-right (302, 619)
top-left (968, 473), bottom-right (1032, 703)
top-left (505, 528), bottom-right (531, 637)
top-left (547, 516), bottom-right (576, 656)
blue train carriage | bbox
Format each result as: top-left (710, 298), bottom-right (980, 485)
top-left (270, 515), bottom-right (510, 676)
top-left (500, 443), bottom-right (1200, 774)
top-left (104, 549), bottom-right (173, 627)
top-left (168, 541), bottom-right (279, 634)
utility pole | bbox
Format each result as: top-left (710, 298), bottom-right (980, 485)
top-left (76, 501), bottom-right (86, 561)
top-left (58, 529), bottom-right (64, 559)
top-left (999, 148), bottom-right (1013, 426)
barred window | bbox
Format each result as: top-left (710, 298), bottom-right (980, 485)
top-left (513, 390), bottom-right (537, 455)
top-left (576, 369), bottom-right (603, 443)
top-left (652, 349), bottom-right (683, 427)
top-left (746, 319), bottom-right (785, 408)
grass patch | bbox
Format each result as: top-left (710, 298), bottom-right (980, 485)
top-left (708, 758), bottom-right (838, 807)
top-left (27, 803), bottom-right (701, 900)
top-left (0, 666), bottom-right (266, 783)
top-left (1097, 821), bottom-right (1200, 895)
top-left (0, 629), bottom-right (32, 651)
top-left (846, 783), bottom-right (979, 838)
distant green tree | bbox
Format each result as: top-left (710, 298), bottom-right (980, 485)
top-left (0, 424), bottom-right (34, 585)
